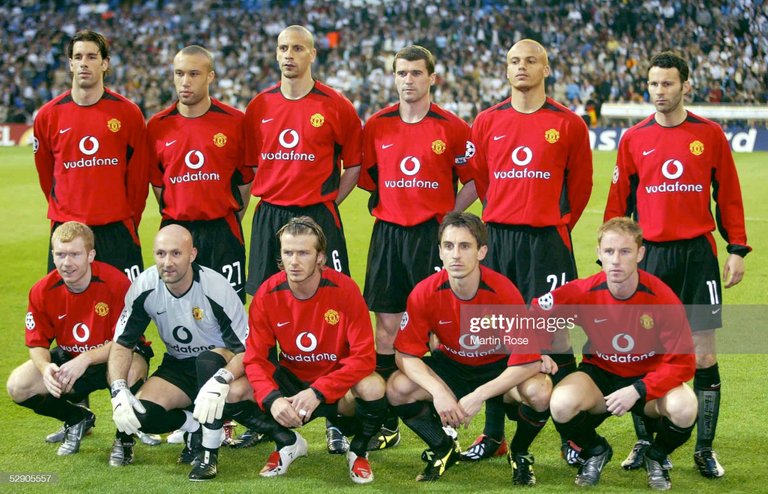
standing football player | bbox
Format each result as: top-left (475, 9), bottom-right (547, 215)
top-left (604, 51), bottom-right (750, 478)
top-left (466, 39), bottom-right (593, 463)
top-left (148, 45), bottom-right (253, 302)
top-left (33, 30), bottom-right (149, 279)
top-left (357, 44), bottom-right (475, 451)
top-left (243, 25), bottom-right (361, 295)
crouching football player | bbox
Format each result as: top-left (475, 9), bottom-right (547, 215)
top-left (546, 218), bottom-right (697, 490)
top-left (243, 217), bottom-right (387, 484)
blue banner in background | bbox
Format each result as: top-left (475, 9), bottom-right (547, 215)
top-left (588, 128), bottom-right (768, 152)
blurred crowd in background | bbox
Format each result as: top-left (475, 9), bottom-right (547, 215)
top-left (2, 0), bottom-right (766, 125)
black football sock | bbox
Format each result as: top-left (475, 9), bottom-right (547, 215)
top-left (195, 351), bottom-right (228, 390)
top-left (553, 411), bottom-right (602, 456)
top-left (136, 400), bottom-right (186, 434)
top-left (393, 401), bottom-right (452, 454)
top-left (481, 396), bottom-right (506, 441)
top-left (694, 364), bottom-right (721, 450)
top-left (509, 404), bottom-right (549, 454)
top-left (647, 417), bottom-right (694, 461)
top-left (349, 397), bottom-right (388, 456)
top-left (17, 394), bottom-right (84, 424)
top-left (630, 412), bottom-right (654, 442)
top-left (503, 401), bottom-right (521, 420)
top-left (224, 400), bottom-right (294, 447)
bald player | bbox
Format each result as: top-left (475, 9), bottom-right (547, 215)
top-left (464, 39), bottom-right (593, 463)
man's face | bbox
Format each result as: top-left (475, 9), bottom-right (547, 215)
top-left (52, 237), bottom-right (95, 290)
top-left (280, 233), bottom-right (324, 285)
top-left (439, 226), bottom-right (487, 280)
top-left (597, 231), bottom-right (645, 285)
top-left (276, 30), bottom-right (316, 80)
top-left (506, 42), bottom-right (550, 91)
top-left (69, 41), bottom-right (108, 90)
top-left (394, 58), bottom-right (435, 105)
top-left (154, 232), bottom-right (196, 290)
top-left (648, 66), bottom-right (689, 115)
top-left (173, 52), bottom-right (214, 108)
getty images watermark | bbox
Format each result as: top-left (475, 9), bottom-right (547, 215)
top-left (455, 304), bottom-right (768, 358)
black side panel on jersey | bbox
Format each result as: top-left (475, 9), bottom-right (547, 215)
top-left (117, 290), bottom-right (155, 348)
top-left (207, 295), bottom-right (245, 353)
top-left (559, 168), bottom-right (571, 217)
top-left (626, 173), bottom-right (640, 218)
top-left (320, 143), bottom-right (343, 196)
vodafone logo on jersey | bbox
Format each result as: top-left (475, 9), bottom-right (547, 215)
top-left (611, 333), bottom-right (635, 352)
top-left (493, 145), bottom-right (552, 180)
top-left (185, 150), bottom-right (205, 170)
top-left (261, 128), bottom-right (316, 162)
top-left (399, 156), bottom-right (421, 176)
top-left (644, 157), bottom-right (704, 194)
top-left (79, 136), bottom-right (100, 155)
top-left (296, 331), bottom-right (318, 352)
top-left (72, 323), bottom-right (90, 343)
top-left (62, 135), bottom-right (119, 169)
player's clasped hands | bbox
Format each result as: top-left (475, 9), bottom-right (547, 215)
top-left (43, 363), bottom-right (64, 398)
top-left (286, 388), bottom-right (321, 424)
top-left (270, 396), bottom-right (305, 428)
top-left (433, 393), bottom-right (469, 428)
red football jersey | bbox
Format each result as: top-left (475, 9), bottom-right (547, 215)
top-left (244, 269), bottom-right (375, 407)
top-left (604, 112), bottom-right (750, 255)
top-left (395, 265), bottom-right (539, 367)
top-left (33, 88), bottom-right (150, 227)
top-left (25, 261), bottom-right (131, 357)
top-left (359, 103), bottom-right (472, 225)
top-left (532, 270), bottom-right (695, 401)
top-left (244, 81), bottom-right (362, 206)
top-left (469, 97), bottom-right (592, 230)
top-left (147, 98), bottom-right (254, 224)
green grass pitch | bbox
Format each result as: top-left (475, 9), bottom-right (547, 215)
top-left (0, 146), bottom-right (765, 492)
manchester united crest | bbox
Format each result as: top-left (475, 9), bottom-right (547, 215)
top-left (689, 140), bottom-right (704, 156)
top-left (432, 139), bottom-right (446, 155)
top-left (95, 302), bottom-right (109, 317)
top-left (310, 113), bottom-right (325, 128)
top-left (107, 118), bottom-right (121, 133)
top-left (192, 307), bottom-right (204, 320)
top-left (324, 309), bottom-right (339, 325)
top-left (213, 133), bottom-right (227, 147)
top-left (544, 128), bottom-right (560, 144)
top-left (640, 314), bottom-right (654, 330)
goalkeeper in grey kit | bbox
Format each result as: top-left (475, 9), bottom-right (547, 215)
top-left (107, 225), bottom-right (263, 481)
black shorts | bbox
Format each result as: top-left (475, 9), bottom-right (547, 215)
top-left (641, 236), bottom-right (722, 331)
top-left (245, 200), bottom-right (350, 294)
top-left (484, 224), bottom-right (577, 303)
top-left (161, 217), bottom-right (246, 302)
top-left (364, 219), bottom-right (441, 313)
top-left (48, 220), bottom-right (144, 281)
top-left (423, 351), bottom-right (507, 400)
top-left (577, 362), bottom-right (648, 415)
top-left (51, 343), bottom-right (153, 400)
top-left (151, 354), bottom-right (199, 401)
top-left (271, 365), bottom-right (340, 418)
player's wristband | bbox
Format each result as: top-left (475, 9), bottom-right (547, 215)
top-left (110, 379), bottom-right (128, 398)
top-left (310, 386), bottom-right (326, 403)
top-left (263, 390), bottom-right (283, 413)
top-left (632, 380), bottom-right (647, 403)
top-left (213, 368), bottom-right (235, 384)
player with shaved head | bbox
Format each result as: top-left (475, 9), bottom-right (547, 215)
top-left (465, 39), bottom-right (593, 465)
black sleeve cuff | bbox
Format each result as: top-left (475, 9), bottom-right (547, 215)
top-left (262, 390), bottom-right (283, 413)
top-left (310, 386), bottom-right (326, 403)
top-left (632, 380), bottom-right (648, 402)
top-left (726, 244), bottom-right (750, 257)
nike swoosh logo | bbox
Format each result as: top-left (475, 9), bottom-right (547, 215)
top-left (493, 135), bottom-right (506, 141)
top-left (59, 128), bottom-right (71, 134)
top-left (261, 118), bottom-right (274, 123)
top-left (438, 320), bottom-right (452, 325)
top-left (642, 149), bottom-right (655, 156)
top-left (165, 140), bottom-right (176, 147)
top-left (594, 318), bottom-right (608, 323)
top-left (58, 314), bottom-right (67, 320)
top-left (157, 310), bottom-right (167, 315)
top-left (382, 144), bottom-right (394, 149)
top-left (277, 321), bottom-right (290, 327)
top-left (711, 308), bottom-right (721, 314)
